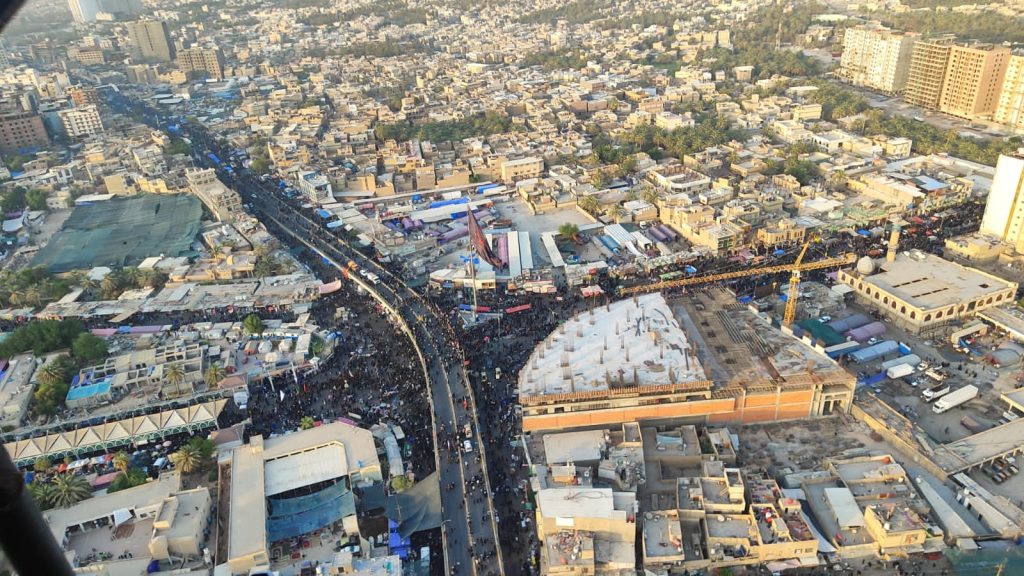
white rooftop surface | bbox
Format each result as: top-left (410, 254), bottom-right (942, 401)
top-left (264, 443), bottom-right (348, 497)
top-left (824, 487), bottom-right (865, 528)
top-left (542, 430), bottom-right (606, 464)
top-left (858, 252), bottom-right (1016, 310)
top-left (536, 487), bottom-right (618, 520)
top-left (519, 293), bottom-right (705, 397)
top-left (229, 422), bottom-right (379, 564)
top-left (46, 471), bottom-right (182, 544)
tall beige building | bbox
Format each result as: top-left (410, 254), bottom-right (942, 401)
top-left (839, 24), bottom-right (918, 93)
top-left (995, 55), bottom-right (1024, 132)
top-left (904, 36), bottom-right (956, 110)
top-left (980, 153), bottom-right (1024, 253)
top-left (177, 47), bottom-right (224, 80)
top-left (127, 19), bottom-right (175, 62)
top-left (938, 43), bottom-right (1010, 120)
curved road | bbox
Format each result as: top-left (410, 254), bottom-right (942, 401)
top-left (184, 124), bottom-right (504, 576)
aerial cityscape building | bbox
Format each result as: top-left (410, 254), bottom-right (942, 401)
top-left (1, 0), bottom-right (1024, 575)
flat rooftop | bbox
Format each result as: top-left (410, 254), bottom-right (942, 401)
top-left (536, 487), bottom-right (617, 519)
top-left (228, 422), bottom-right (379, 565)
top-left (544, 532), bottom-right (594, 569)
top-left (46, 471), bottom-right (182, 544)
top-left (643, 512), bottom-right (683, 559)
top-left (853, 252), bottom-right (1016, 311)
top-left (541, 430), bottom-right (606, 464)
top-left (705, 514), bottom-right (758, 544)
top-left (519, 293), bottom-right (706, 397)
top-left (832, 459), bottom-right (906, 484)
top-left (979, 306), bottom-right (1024, 341)
top-left (931, 417), bottom-right (1024, 473)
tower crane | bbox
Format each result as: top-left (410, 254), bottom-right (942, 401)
top-left (617, 242), bottom-right (856, 326)
top-left (783, 242), bottom-right (811, 327)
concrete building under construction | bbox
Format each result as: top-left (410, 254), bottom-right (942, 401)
top-left (517, 290), bottom-right (855, 432)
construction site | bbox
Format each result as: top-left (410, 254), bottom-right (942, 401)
top-left (517, 288), bottom-right (856, 432)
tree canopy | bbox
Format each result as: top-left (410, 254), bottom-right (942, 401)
top-left (243, 314), bottom-right (264, 335)
top-left (0, 318), bottom-right (84, 358)
top-left (32, 355), bottom-right (75, 418)
top-left (375, 111), bottom-right (516, 143)
top-left (71, 333), bottom-right (108, 362)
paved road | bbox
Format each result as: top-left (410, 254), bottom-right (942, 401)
top-left (181, 121), bottom-right (503, 576)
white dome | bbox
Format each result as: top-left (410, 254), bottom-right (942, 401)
top-left (856, 256), bottom-right (876, 275)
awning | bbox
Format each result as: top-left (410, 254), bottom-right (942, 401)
top-left (113, 508), bottom-right (133, 526)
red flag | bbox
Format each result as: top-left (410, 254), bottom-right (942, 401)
top-left (467, 209), bottom-right (504, 268)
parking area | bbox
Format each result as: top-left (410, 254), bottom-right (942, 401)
top-left (839, 300), bottom-right (1014, 434)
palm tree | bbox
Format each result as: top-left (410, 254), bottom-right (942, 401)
top-left (33, 456), bottom-right (52, 473)
top-left (558, 223), bottom-right (580, 241)
top-left (203, 364), bottom-right (226, 388)
top-left (28, 482), bottom-right (52, 510)
top-left (578, 195), bottom-right (599, 215)
top-left (164, 364), bottom-right (187, 397)
top-left (7, 289), bottom-right (22, 306)
top-left (641, 187), bottom-right (659, 206)
top-left (112, 451), bottom-right (130, 473)
top-left (609, 205), bottom-right (628, 223)
top-left (37, 361), bottom-right (67, 387)
top-left (78, 275), bottom-right (99, 297)
top-left (49, 474), bottom-right (92, 508)
top-left (25, 286), bottom-right (41, 307)
top-left (299, 416), bottom-right (315, 430)
top-left (100, 276), bottom-right (120, 299)
top-left (170, 444), bottom-right (201, 474)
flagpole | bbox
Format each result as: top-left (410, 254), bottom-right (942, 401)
top-left (470, 245), bottom-right (478, 323)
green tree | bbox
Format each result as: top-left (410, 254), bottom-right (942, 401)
top-left (250, 155), bottom-right (271, 175)
top-left (48, 473), bottom-right (92, 508)
top-left (299, 416), bottom-right (316, 430)
top-left (578, 195), bottom-right (600, 215)
top-left (24, 189), bottom-right (48, 211)
top-left (33, 456), bottom-right (52, 473)
top-left (112, 451), bottom-right (130, 473)
top-left (203, 364), bottom-right (226, 388)
top-left (0, 319), bottom-right (84, 357)
top-left (243, 314), bottom-right (264, 335)
top-left (558, 223), bottom-right (580, 241)
top-left (164, 363), bottom-right (187, 397)
top-left (32, 355), bottom-right (75, 418)
top-left (1, 187), bottom-right (27, 212)
top-left (186, 436), bottom-right (216, 462)
top-left (28, 482), bottom-right (52, 510)
top-left (71, 333), bottom-right (108, 362)
top-left (37, 360), bottom-right (67, 388)
top-left (108, 468), bottom-right (147, 493)
top-left (390, 475), bottom-right (413, 492)
top-left (170, 444), bottom-right (201, 474)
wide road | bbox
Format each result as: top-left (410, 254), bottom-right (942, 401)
top-left (183, 124), bottom-right (504, 576)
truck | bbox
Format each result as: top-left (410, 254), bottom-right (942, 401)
top-left (932, 385), bottom-right (979, 414)
top-left (925, 369), bottom-right (946, 382)
top-left (886, 364), bottom-right (915, 380)
top-left (922, 383), bottom-right (950, 402)
top-left (960, 415), bottom-right (987, 434)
